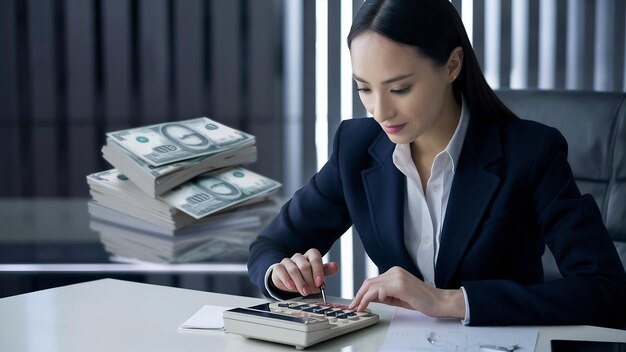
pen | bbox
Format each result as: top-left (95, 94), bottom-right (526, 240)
top-left (320, 282), bottom-right (327, 304)
top-left (479, 344), bottom-right (520, 351)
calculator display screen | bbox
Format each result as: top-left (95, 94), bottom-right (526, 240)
top-left (229, 304), bottom-right (309, 324)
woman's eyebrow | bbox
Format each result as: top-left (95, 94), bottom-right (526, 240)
top-left (352, 73), bottom-right (415, 85)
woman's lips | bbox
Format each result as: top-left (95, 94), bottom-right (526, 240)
top-left (382, 123), bottom-right (406, 134)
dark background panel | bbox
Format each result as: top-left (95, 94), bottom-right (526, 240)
top-left (139, 0), bottom-right (170, 124)
top-left (0, 0), bottom-right (20, 197)
top-left (66, 0), bottom-right (99, 196)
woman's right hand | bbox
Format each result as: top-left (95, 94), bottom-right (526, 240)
top-left (271, 248), bottom-right (339, 296)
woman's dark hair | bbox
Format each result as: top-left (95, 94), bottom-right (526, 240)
top-left (348, 0), bottom-right (516, 123)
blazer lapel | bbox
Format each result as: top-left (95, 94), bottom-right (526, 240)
top-left (362, 133), bottom-right (422, 279)
top-left (435, 118), bottom-right (503, 288)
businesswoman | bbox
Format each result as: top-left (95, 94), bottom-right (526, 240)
top-left (248, 0), bottom-right (626, 326)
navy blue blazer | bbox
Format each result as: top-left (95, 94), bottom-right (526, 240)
top-left (248, 116), bottom-right (626, 327)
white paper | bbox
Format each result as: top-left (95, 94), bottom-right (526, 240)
top-left (178, 305), bottom-right (233, 331)
top-left (381, 307), bottom-right (538, 352)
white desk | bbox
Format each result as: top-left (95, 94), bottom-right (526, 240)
top-left (0, 279), bottom-right (624, 352)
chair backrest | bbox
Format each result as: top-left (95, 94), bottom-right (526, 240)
top-left (496, 89), bottom-right (626, 276)
top-left (496, 89), bottom-right (626, 243)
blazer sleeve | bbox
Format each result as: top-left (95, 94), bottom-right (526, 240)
top-left (463, 129), bottom-right (626, 327)
top-left (247, 122), bottom-right (353, 297)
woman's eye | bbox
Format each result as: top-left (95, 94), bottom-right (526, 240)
top-left (357, 88), bottom-right (371, 93)
top-left (391, 87), bottom-right (411, 95)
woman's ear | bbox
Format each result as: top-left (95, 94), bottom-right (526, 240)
top-left (447, 46), bottom-right (463, 83)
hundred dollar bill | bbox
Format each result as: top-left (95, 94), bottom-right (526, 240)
top-left (160, 167), bottom-right (282, 219)
top-left (106, 117), bottom-right (255, 167)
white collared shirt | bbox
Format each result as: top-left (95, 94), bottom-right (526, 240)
top-left (392, 97), bottom-right (470, 322)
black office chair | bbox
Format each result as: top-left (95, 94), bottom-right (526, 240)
top-left (496, 89), bottom-right (626, 279)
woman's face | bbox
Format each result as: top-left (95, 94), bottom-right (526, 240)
top-left (350, 31), bottom-right (458, 145)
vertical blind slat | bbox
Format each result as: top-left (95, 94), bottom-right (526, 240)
top-left (0, 0), bottom-right (19, 196)
top-left (284, 0), bottom-right (304, 195)
top-left (484, 0), bottom-right (501, 88)
top-left (554, 0), bottom-right (568, 89)
top-left (527, 0), bottom-right (540, 88)
top-left (583, 0), bottom-right (597, 90)
top-left (538, 0), bottom-right (556, 89)
top-left (499, 0), bottom-right (512, 88)
top-left (102, 0), bottom-right (132, 129)
top-left (29, 0), bottom-right (60, 196)
top-left (302, 0), bottom-right (318, 186)
top-left (472, 0), bottom-right (485, 67)
top-left (566, 0), bottom-right (584, 89)
top-left (211, 0), bottom-right (240, 129)
top-left (248, 0), bottom-right (282, 181)
top-left (66, 0), bottom-right (98, 195)
top-left (175, 0), bottom-right (204, 120)
top-left (139, 0), bottom-right (169, 123)
top-left (613, 0), bottom-right (625, 91)
top-left (323, 0), bottom-right (343, 298)
top-left (594, 0), bottom-right (615, 91)
top-left (510, 0), bottom-right (528, 88)
top-left (16, 0), bottom-right (32, 196)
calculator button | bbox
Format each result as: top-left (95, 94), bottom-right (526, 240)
top-left (336, 314), bottom-right (350, 323)
top-left (312, 307), bottom-right (332, 314)
top-left (325, 310), bottom-right (344, 317)
top-left (337, 313), bottom-right (359, 321)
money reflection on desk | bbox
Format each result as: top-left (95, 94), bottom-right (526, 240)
top-left (88, 197), bottom-right (281, 264)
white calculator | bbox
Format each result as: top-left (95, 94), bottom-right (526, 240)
top-left (223, 298), bottom-right (379, 349)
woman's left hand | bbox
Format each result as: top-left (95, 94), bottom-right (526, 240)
top-left (350, 266), bottom-right (466, 319)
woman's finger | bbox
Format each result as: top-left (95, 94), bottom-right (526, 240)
top-left (290, 253), bottom-right (316, 292)
top-left (280, 257), bottom-right (310, 296)
top-left (271, 263), bottom-right (296, 291)
top-left (323, 262), bottom-right (340, 277)
top-left (303, 248), bottom-right (325, 287)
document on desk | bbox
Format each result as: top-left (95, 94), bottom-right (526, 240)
top-left (381, 307), bottom-right (538, 352)
top-left (178, 305), bottom-right (233, 332)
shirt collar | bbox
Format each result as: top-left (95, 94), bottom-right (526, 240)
top-left (392, 95), bottom-right (470, 173)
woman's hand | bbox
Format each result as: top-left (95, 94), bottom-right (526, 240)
top-left (350, 266), bottom-right (466, 319)
top-left (271, 248), bottom-right (339, 296)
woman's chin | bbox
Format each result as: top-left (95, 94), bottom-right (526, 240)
top-left (385, 133), bottom-right (413, 145)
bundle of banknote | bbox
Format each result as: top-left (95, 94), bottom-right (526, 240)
top-left (87, 167), bottom-right (281, 229)
top-left (102, 117), bottom-right (257, 197)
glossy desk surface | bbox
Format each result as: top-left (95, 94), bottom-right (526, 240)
top-left (0, 198), bottom-right (280, 273)
top-left (0, 279), bottom-right (624, 352)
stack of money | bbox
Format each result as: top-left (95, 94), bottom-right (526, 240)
top-left (102, 117), bottom-right (258, 197)
top-left (86, 117), bottom-right (282, 262)
top-left (87, 168), bottom-right (280, 229)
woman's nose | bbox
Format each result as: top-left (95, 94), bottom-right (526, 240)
top-left (372, 96), bottom-right (394, 123)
